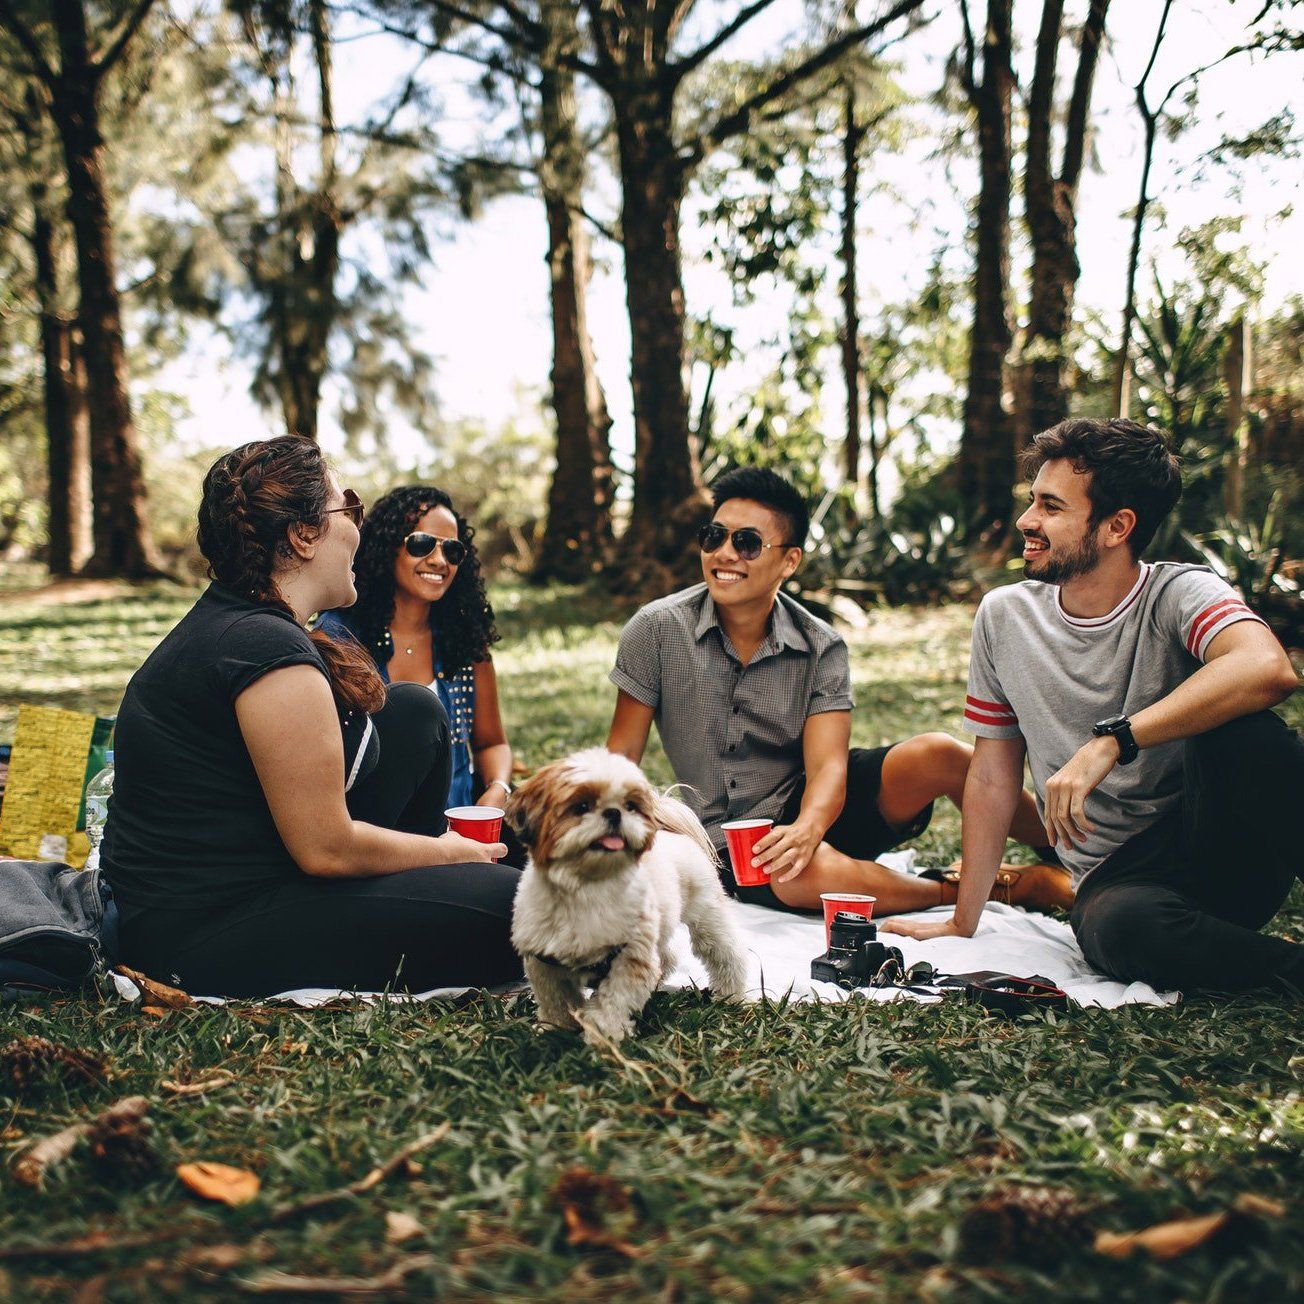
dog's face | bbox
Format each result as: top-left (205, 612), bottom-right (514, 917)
top-left (505, 749), bottom-right (657, 880)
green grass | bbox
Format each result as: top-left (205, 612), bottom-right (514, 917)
top-left (1, 572), bottom-right (1302, 1300)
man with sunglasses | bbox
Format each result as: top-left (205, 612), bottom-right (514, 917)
top-left (606, 467), bottom-right (1069, 917)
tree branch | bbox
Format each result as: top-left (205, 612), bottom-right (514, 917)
top-left (685, 0), bottom-right (926, 166)
top-left (0, 0), bottom-right (58, 88)
top-left (957, 0), bottom-right (977, 97)
top-left (579, 0), bottom-right (620, 84)
top-left (1058, 0), bottom-right (1109, 187)
top-left (666, 0), bottom-right (782, 87)
top-left (96, 0), bottom-right (160, 75)
top-left (1025, 0), bottom-right (1063, 202)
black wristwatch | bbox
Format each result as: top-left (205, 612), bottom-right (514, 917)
top-left (1092, 714), bottom-right (1139, 765)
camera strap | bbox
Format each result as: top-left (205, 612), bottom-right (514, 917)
top-left (959, 974), bottom-right (1069, 1017)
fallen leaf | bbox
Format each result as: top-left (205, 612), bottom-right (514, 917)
top-left (1234, 1192), bottom-right (1285, 1218)
top-left (662, 1088), bottom-right (713, 1115)
top-left (140, 1006), bottom-right (172, 1020)
top-left (161, 1071), bottom-right (235, 1096)
top-left (551, 1166), bottom-right (642, 1258)
top-left (177, 1161), bottom-right (261, 1206)
top-left (1095, 1211), bottom-right (1230, 1260)
top-left (385, 1211), bottom-right (424, 1244)
top-left (115, 966), bottom-right (191, 1009)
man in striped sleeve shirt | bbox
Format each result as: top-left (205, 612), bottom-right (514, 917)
top-left (884, 419), bottom-right (1302, 994)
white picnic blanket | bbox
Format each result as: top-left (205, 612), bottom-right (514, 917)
top-left (109, 851), bottom-right (1177, 1010)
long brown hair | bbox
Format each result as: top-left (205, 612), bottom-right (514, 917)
top-left (198, 436), bottom-right (386, 714)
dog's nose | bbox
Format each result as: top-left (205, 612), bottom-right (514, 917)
top-left (602, 807), bottom-right (622, 828)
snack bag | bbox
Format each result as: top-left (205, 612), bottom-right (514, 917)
top-left (0, 705), bottom-right (114, 868)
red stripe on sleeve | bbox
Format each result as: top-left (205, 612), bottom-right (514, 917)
top-left (1186, 599), bottom-right (1251, 656)
top-left (965, 694), bottom-right (1016, 719)
top-left (965, 707), bottom-right (1019, 728)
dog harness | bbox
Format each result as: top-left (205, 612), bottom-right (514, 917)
top-left (526, 945), bottom-right (627, 990)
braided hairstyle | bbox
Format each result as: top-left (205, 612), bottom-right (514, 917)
top-left (348, 485), bottom-right (499, 672)
top-left (198, 436), bottom-right (386, 714)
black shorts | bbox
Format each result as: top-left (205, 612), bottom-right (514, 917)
top-left (724, 744), bottom-right (935, 914)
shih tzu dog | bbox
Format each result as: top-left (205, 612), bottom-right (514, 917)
top-left (505, 749), bottom-right (748, 1045)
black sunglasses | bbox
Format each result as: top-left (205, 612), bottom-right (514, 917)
top-left (404, 532), bottom-right (467, 565)
top-left (698, 522), bottom-right (797, 561)
top-left (322, 488), bottom-right (365, 528)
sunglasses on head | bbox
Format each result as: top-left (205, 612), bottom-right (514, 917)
top-left (698, 522), bottom-right (797, 561)
top-left (322, 488), bottom-right (365, 528)
top-left (404, 532), bottom-right (467, 565)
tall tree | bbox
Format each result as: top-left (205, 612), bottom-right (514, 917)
top-left (955, 0), bottom-right (1015, 540)
top-left (0, 0), bottom-right (164, 576)
top-left (533, 0), bottom-right (614, 580)
top-left (422, 0), bottom-right (926, 567)
top-left (0, 75), bottom-right (92, 574)
top-left (1021, 0), bottom-right (1110, 438)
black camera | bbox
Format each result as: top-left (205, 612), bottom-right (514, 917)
top-left (810, 912), bottom-right (904, 989)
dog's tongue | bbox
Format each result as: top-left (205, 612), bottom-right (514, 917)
top-left (599, 834), bottom-right (625, 851)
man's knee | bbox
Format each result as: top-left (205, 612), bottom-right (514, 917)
top-left (1073, 885), bottom-right (1195, 985)
top-left (894, 732), bottom-right (970, 789)
top-left (1191, 709), bottom-right (1300, 768)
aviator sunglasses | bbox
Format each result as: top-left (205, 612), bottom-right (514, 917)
top-left (404, 532), bottom-right (467, 565)
top-left (698, 522), bottom-right (797, 561)
top-left (322, 488), bottom-right (365, 528)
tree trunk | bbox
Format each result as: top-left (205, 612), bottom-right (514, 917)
top-left (269, 0), bottom-right (340, 441)
top-left (534, 0), bottom-right (614, 582)
top-left (614, 98), bottom-right (703, 569)
top-left (1223, 315), bottom-right (1251, 517)
top-left (1110, 109), bottom-right (1156, 419)
top-left (31, 195), bottom-right (92, 576)
top-left (957, 0), bottom-right (1016, 540)
top-left (49, 0), bottom-right (162, 577)
top-left (1022, 0), bottom-right (1109, 440)
top-left (839, 79), bottom-right (864, 503)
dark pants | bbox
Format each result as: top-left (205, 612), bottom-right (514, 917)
top-left (1071, 710), bottom-right (1304, 994)
top-left (121, 683), bottom-right (523, 998)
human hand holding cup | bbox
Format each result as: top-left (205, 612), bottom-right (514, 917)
top-left (445, 806), bottom-right (505, 861)
top-left (722, 818), bottom-right (773, 887)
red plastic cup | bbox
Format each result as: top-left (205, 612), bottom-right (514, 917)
top-left (820, 893), bottom-right (877, 944)
top-left (722, 818), bottom-right (774, 887)
top-left (445, 806), bottom-right (504, 854)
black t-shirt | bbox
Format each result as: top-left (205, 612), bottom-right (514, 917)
top-left (103, 583), bottom-right (377, 917)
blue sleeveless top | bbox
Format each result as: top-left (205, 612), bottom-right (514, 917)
top-left (315, 608), bottom-right (477, 808)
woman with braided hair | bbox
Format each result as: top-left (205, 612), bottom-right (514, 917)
top-left (316, 485), bottom-right (516, 836)
top-left (102, 436), bottom-right (523, 998)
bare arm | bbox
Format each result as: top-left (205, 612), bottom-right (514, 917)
top-left (470, 659), bottom-right (514, 805)
top-left (606, 690), bottom-right (656, 763)
top-left (236, 666), bottom-right (503, 874)
top-left (757, 710), bottom-right (850, 882)
top-left (882, 734), bottom-right (1025, 939)
top-left (1043, 621), bottom-right (1297, 848)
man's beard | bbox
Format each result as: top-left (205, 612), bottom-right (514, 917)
top-left (1024, 530), bottom-right (1100, 585)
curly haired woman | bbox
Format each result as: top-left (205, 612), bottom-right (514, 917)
top-left (315, 485), bottom-right (516, 825)
top-left (103, 437), bottom-right (522, 998)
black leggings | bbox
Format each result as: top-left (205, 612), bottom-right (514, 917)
top-left (121, 683), bottom-right (523, 998)
top-left (1071, 710), bottom-right (1304, 994)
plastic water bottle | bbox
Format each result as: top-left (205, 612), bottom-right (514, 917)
top-left (84, 750), bottom-right (115, 871)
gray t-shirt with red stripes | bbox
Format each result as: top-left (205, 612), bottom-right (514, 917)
top-left (964, 562), bottom-right (1265, 885)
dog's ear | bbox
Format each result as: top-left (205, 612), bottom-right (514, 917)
top-left (504, 770), bottom-right (549, 848)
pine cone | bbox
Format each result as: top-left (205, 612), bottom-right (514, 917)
top-left (0, 1036), bottom-right (109, 1095)
top-left (959, 1185), bottom-right (1091, 1267)
top-left (86, 1109), bottom-right (161, 1184)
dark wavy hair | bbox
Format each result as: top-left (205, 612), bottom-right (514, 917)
top-left (198, 436), bottom-right (386, 714)
top-left (348, 485), bottom-right (499, 671)
top-left (1020, 418), bottom-right (1182, 556)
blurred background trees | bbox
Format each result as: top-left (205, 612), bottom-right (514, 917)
top-left (0, 0), bottom-right (1299, 636)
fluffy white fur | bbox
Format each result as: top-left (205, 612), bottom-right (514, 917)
top-left (506, 748), bottom-right (748, 1045)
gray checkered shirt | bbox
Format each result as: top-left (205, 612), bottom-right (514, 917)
top-left (610, 584), bottom-right (854, 849)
